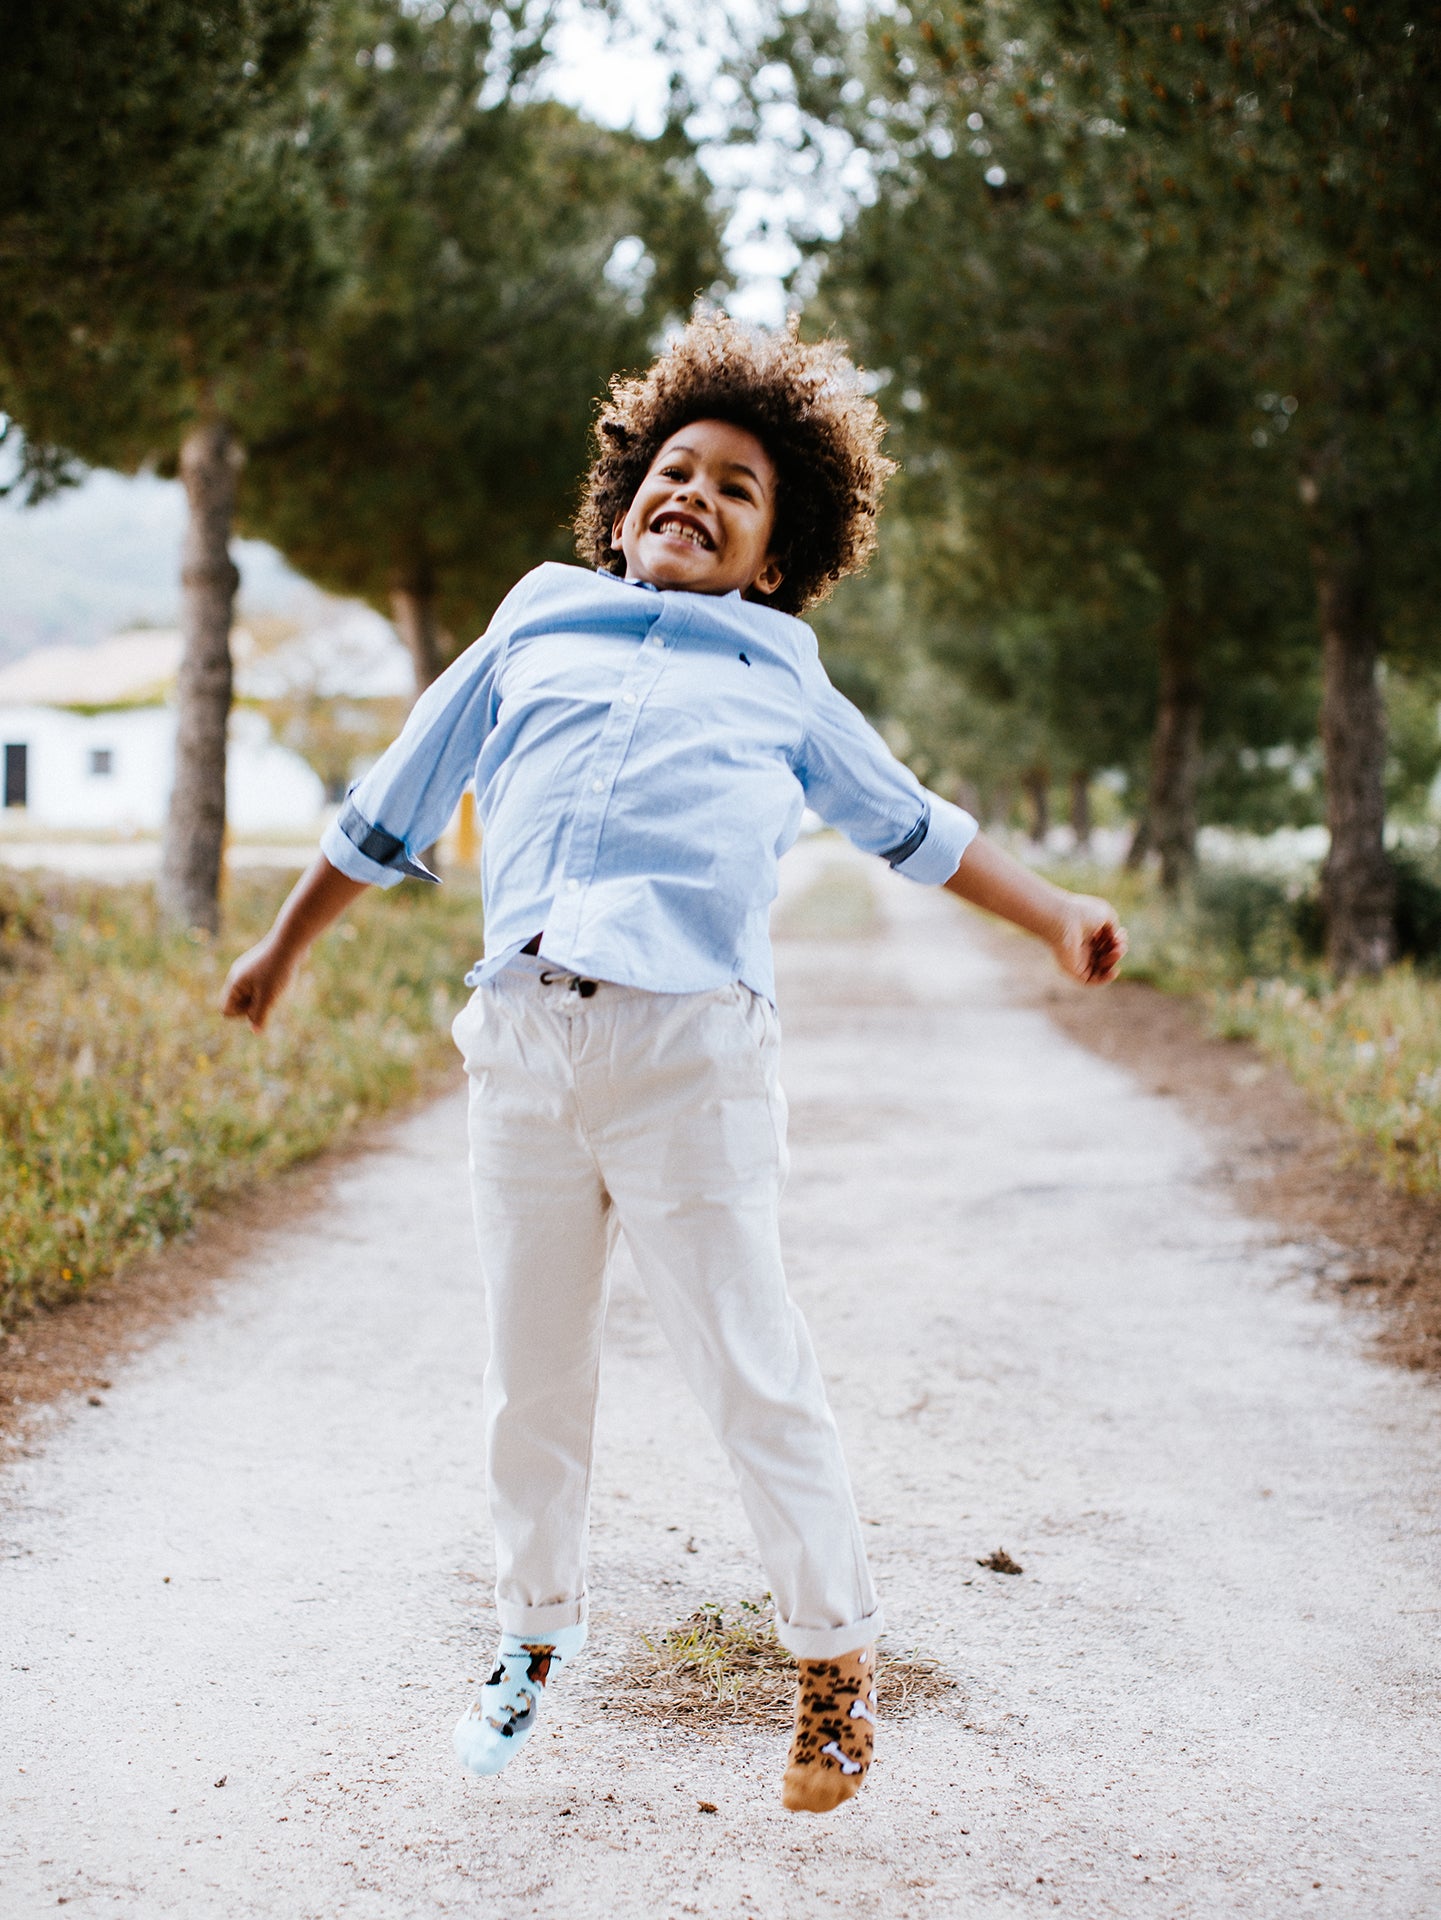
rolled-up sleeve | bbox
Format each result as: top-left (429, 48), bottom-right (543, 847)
top-left (795, 648), bottom-right (978, 885)
top-left (318, 572), bottom-right (535, 887)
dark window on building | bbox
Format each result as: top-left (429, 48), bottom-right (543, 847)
top-left (3, 742), bottom-right (27, 808)
top-left (88, 747), bottom-right (114, 777)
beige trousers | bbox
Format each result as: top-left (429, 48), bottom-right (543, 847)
top-left (451, 956), bottom-right (881, 1659)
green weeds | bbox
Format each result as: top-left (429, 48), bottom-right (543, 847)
top-left (1054, 856), bottom-right (1441, 1197)
top-left (0, 870), bottom-right (482, 1330)
top-left (1214, 970), bottom-right (1441, 1195)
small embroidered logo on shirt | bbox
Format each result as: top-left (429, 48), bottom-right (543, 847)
top-left (739, 652), bottom-right (751, 666)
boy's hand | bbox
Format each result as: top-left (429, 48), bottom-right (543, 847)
top-left (220, 856), bottom-right (366, 1033)
top-left (222, 937), bottom-right (297, 1032)
top-left (1050, 895), bottom-right (1127, 986)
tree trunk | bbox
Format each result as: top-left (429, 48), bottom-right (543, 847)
top-left (1068, 769), bottom-right (1092, 851)
top-left (391, 570), bottom-right (445, 694)
top-left (1313, 511), bottom-right (1395, 976)
top-left (1123, 810), bottom-right (1151, 871)
top-left (159, 419), bottom-right (242, 933)
top-left (1023, 765), bottom-right (1050, 844)
top-left (1147, 598), bottom-right (1203, 893)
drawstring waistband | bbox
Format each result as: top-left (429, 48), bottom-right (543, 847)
top-left (540, 970), bottom-right (599, 998)
top-left (520, 931), bottom-right (599, 997)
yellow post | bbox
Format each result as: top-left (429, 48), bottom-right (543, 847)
top-left (454, 788), bottom-right (479, 870)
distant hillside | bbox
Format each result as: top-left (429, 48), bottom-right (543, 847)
top-left (0, 467), bottom-right (313, 664)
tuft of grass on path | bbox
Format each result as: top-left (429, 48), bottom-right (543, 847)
top-left (0, 869), bottom-right (483, 1331)
top-left (596, 1598), bottom-right (955, 1729)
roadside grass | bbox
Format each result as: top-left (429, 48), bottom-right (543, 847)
top-left (1213, 970), bottom-right (1441, 1196)
top-left (0, 869), bottom-right (482, 1332)
top-left (1055, 859), bottom-right (1441, 1197)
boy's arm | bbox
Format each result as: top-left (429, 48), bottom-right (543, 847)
top-left (944, 833), bottom-right (1126, 985)
top-left (222, 571), bottom-right (544, 1033)
top-left (222, 856), bottom-right (368, 1031)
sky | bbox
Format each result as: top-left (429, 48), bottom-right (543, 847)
top-left (0, 2), bottom-right (822, 663)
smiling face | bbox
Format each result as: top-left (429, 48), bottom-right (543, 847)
top-left (611, 419), bottom-right (785, 600)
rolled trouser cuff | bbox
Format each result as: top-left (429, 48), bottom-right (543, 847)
top-left (774, 1607), bottom-right (884, 1660)
top-left (495, 1592), bottom-right (588, 1638)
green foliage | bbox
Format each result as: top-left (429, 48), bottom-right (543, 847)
top-left (1217, 967), bottom-right (1441, 1197)
top-left (773, 0), bottom-right (1321, 843)
top-left (811, 468), bottom-right (1160, 814)
top-left (1385, 669), bottom-right (1441, 822)
top-left (1, 0), bottom-right (330, 476)
top-left (237, 0), bottom-right (721, 649)
top-left (1066, 0), bottom-right (1441, 629)
top-left (0, 869), bottom-right (480, 1330)
top-left (1073, 862), bottom-right (1311, 993)
top-left (1390, 846), bottom-right (1441, 965)
top-left (0, 1), bottom-right (314, 227)
top-left (739, 0), bottom-right (1441, 919)
top-left (1056, 846), bottom-right (1441, 1196)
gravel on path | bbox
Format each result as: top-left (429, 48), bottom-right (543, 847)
top-left (3, 842), bottom-right (1438, 1919)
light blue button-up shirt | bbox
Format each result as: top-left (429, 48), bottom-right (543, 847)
top-left (320, 563), bottom-right (977, 1001)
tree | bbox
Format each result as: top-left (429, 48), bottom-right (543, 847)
top-left (1074, 3), bottom-right (1441, 975)
top-left (2, 1), bottom-right (717, 930)
top-left (992, 0), bottom-right (1441, 970)
top-left (1, 0), bottom-right (328, 930)
top-left (778, 3), bottom-right (1315, 887)
top-left (749, 0), bottom-right (1437, 953)
top-left (809, 467), bottom-right (1159, 839)
top-left (238, 0), bottom-right (719, 689)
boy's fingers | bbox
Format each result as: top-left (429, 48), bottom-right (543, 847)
top-left (1084, 920), bottom-right (1125, 984)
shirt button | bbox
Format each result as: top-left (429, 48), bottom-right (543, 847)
top-left (565, 878), bottom-right (580, 893)
top-left (621, 690), bottom-right (638, 705)
top-left (591, 778), bottom-right (605, 793)
top-left (649, 634), bottom-right (665, 649)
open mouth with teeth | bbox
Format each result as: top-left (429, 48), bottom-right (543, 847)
top-left (650, 513), bottom-right (714, 551)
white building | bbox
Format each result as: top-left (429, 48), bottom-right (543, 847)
top-left (0, 609), bottom-right (413, 838)
top-left (0, 699), bottom-right (326, 834)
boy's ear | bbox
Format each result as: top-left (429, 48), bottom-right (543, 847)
top-left (610, 509), bottom-right (628, 553)
top-left (750, 554), bottom-right (785, 599)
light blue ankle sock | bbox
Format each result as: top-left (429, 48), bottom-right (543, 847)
top-left (453, 1622), bottom-right (587, 1777)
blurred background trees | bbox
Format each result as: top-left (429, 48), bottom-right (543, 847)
top-left (1, 0), bottom-right (717, 928)
top-left (2, 0), bottom-right (328, 930)
top-left (760, 0), bottom-right (1439, 973)
top-left (238, 0), bottom-right (717, 692)
top-left (3, 1), bottom-right (1437, 971)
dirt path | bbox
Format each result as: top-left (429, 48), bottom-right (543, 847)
top-left (4, 843), bottom-right (1439, 1919)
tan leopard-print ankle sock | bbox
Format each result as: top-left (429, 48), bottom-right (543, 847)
top-left (781, 1646), bottom-right (878, 1813)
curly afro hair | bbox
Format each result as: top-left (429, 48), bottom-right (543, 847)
top-left (573, 312), bottom-right (896, 617)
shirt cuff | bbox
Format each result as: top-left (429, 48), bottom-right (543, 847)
top-left (319, 800), bottom-right (440, 888)
top-left (889, 794), bottom-right (979, 885)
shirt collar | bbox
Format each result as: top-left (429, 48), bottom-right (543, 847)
top-left (596, 568), bottom-right (743, 605)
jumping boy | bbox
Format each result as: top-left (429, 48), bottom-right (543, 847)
top-left (222, 315), bottom-right (1125, 1814)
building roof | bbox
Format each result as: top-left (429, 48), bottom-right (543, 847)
top-left (0, 630), bottom-right (183, 706)
top-left (0, 600), bottom-right (414, 711)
